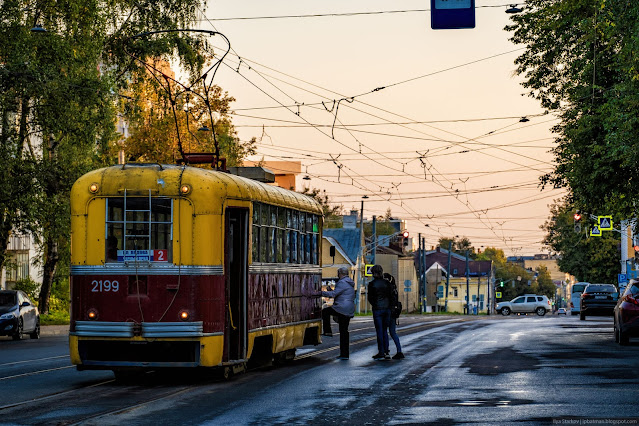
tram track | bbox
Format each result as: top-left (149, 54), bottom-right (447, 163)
top-left (0, 316), bottom-right (478, 424)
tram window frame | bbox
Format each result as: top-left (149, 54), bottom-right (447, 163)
top-left (105, 197), bottom-right (173, 263)
top-left (252, 204), bottom-right (260, 262)
top-left (250, 203), bottom-right (320, 265)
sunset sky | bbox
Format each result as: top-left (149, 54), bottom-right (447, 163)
top-left (198, 0), bottom-right (563, 256)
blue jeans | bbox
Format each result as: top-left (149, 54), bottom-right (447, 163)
top-left (373, 308), bottom-right (391, 355)
top-left (388, 318), bottom-right (402, 353)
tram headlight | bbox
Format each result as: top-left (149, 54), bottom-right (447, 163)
top-left (179, 310), bottom-right (190, 321)
top-left (180, 184), bottom-right (191, 195)
top-left (87, 308), bottom-right (99, 320)
top-left (89, 182), bottom-right (99, 194)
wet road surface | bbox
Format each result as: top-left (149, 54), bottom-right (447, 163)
top-left (1, 314), bottom-right (638, 425)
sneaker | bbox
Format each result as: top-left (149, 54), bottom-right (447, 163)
top-left (372, 353), bottom-right (385, 359)
top-left (384, 353), bottom-right (391, 359)
top-left (336, 356), bottom-right (349, 360)
top-left (322, 332), bottom-right (333, 337)
top-left (385, 351), bottom-right (389, 356)
top-left (392, 352), bottom-right (405, 360)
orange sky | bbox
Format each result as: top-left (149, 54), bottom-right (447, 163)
top-left (199, 1), bottom-right (564, 256)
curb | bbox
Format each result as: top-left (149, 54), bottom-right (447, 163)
top-left (41, 325), bottom-right (69, 336)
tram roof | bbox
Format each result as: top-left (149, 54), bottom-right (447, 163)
top-left (71, 163), bottom-right (323, 215)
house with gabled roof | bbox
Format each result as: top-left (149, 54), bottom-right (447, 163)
top-left (421, 247), bottom-right (493, 314)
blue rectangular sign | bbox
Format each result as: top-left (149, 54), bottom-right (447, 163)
top-left (431, 0), bottom-right (475, 30)
top-left (618, 273), bottom-right (628, 284)
top-left (404, 287), bottom-right (411, 292)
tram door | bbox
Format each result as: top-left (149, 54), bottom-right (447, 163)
top-left (224, 208), bottom-right (248, 361)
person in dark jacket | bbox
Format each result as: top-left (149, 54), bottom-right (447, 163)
top-left (321, 267), bottom-right (356, 360)
top-left (368, 264), bottom-right (391, 359)
top-left (384, 273), bottom-right (404, 359)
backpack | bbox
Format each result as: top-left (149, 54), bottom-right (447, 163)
top-left (390, 281), bottom-right (402, 318)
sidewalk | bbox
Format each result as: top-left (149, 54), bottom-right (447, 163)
top-left (41, 325), bottom-right (69, 336)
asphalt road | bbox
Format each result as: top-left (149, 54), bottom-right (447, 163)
top-left (1, 314), bottom-right (638, 425)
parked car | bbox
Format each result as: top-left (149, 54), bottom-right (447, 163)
top-left (580, 283), bottom-right (618, 320)
top-left (496, 294), bottom-right (551, 316)
top-left (614, 279), bottom-right (639, 345)
top-left (557, 308), bottom-right (567, 315)
top-left (0, 290), bottom-right (40, 340)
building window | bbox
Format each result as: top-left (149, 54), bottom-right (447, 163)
top-left (453, 287), bottom-right (458, 297)
top-left (437, 285), bottom-right (444, 298)
top-left (5, 252), bottom-right (29, 283)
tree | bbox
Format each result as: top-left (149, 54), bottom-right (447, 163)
top-left (122, 74), bottom-right (255, 166)
top-left (542, 200), bottom-right (619, 283)
top-left (506, 1), bottom-right (639, 219)
top-left (300, 187), bottom-right (343, 227)
top-left (0, 0), bottom-right (215, 313)
top-left (438, 236), bottom-right (477, 259)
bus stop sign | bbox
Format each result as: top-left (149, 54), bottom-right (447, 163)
top-left (431, 0), bottom-right (475, 30)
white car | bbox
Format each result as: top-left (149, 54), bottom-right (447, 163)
top-left (496, 294), bottom-right (551, 316)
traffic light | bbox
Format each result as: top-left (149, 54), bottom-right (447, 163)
top-left (402, 231), bottom-right (409, 247)
top-left (500, 280), bottom-right (504, 287)
top-left (573, 210), bottom-right (582, 233)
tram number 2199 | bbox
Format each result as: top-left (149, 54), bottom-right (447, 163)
top-left (91, 280), bottom-right (120, 292)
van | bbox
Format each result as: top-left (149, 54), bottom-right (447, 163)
top-left (570, 282), bottom-right (589, 315)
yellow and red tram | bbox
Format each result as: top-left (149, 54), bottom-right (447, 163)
top-left (69, 163), bottom-right (323, 375)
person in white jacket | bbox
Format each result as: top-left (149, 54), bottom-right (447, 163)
top-left (321, 267), bottom-right (356, 360)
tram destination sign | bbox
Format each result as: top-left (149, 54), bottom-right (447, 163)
top-left (117, 249), bottom-right (168, 262)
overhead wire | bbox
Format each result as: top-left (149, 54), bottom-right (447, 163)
top-left (197, 6), bottom-right (552, 249)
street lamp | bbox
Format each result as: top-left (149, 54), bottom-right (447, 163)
top-left (506, 4), bottom-right (523, 14)
top-left (30, 24), bottom-right (47, 33)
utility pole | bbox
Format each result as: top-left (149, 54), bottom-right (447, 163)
top-left (477, 274), bottom-right (481, 315)
top-left (371, 215), bottom-right (377, 265)
top-left (422, 236), bottom-right (427, 312)
top-left (355, 200), bottom-right (364, 314)
top-left (486, 260), bottom-right (495, 315)
top-left (418, 233), bottom-right (423, 313)
top-left (445, 240), bottom-right (452, 312)
top-left (465, 250), bottom-right (470, 315)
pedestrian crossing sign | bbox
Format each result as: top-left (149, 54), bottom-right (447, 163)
top-left (598, 216), bottom-right (613, 231)
top-left (590, 225), bottom-right (602, 237)
top-left (364, 264), bottom-right (373, 277)
top-left (496, 292), bottom-right (502, 299)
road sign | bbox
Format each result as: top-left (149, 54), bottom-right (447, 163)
top-left (618, 274), bottom-right (628, 284)
top-left (590, 225), bottom-right (602, 237)
top-left (404, 280), bottom-right (412, 287)
top-left (364, 264), bottom-right (373, 277)
top-left (496, 292), bottom-right (502, 298)
top-left (598, 216), bottom-right (613, 231)
top-left (431, 0), bottom-right (475, 29)
top-left (404, 287), bottom-right (411, 292)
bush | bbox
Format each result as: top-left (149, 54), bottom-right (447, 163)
top-left (14, 277), bottom-right (40, 301)
top-left (41, 310), bottom-right (70, 325)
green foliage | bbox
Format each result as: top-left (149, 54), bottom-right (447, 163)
top-left (475, 247), bottom-right (507, 264)
top-left (438, 236), bottom-right (477, 259)
top-left (300, 187), bottom-right (343, 223)
top-left (40, 310), bottom-right (70, 325)
top-left (0, 0), bottom-right (216, 313)
top-left (506, 0), bottom-right (639, 218)
top-left (14, 277), bottom-right (39, 301)
top-left (542, 201), bottom-right (619, 283)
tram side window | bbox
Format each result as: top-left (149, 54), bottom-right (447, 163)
top-left (105, 197), bottom-right (172, 262)
top-left (312, 215), bottom-right (319, 264)
top-left (284, 210), bottom-right (292, 263)
top-left (291, 211), bottom-right (299, 263)
top-left (252, 204), bottom-right (260, 262)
